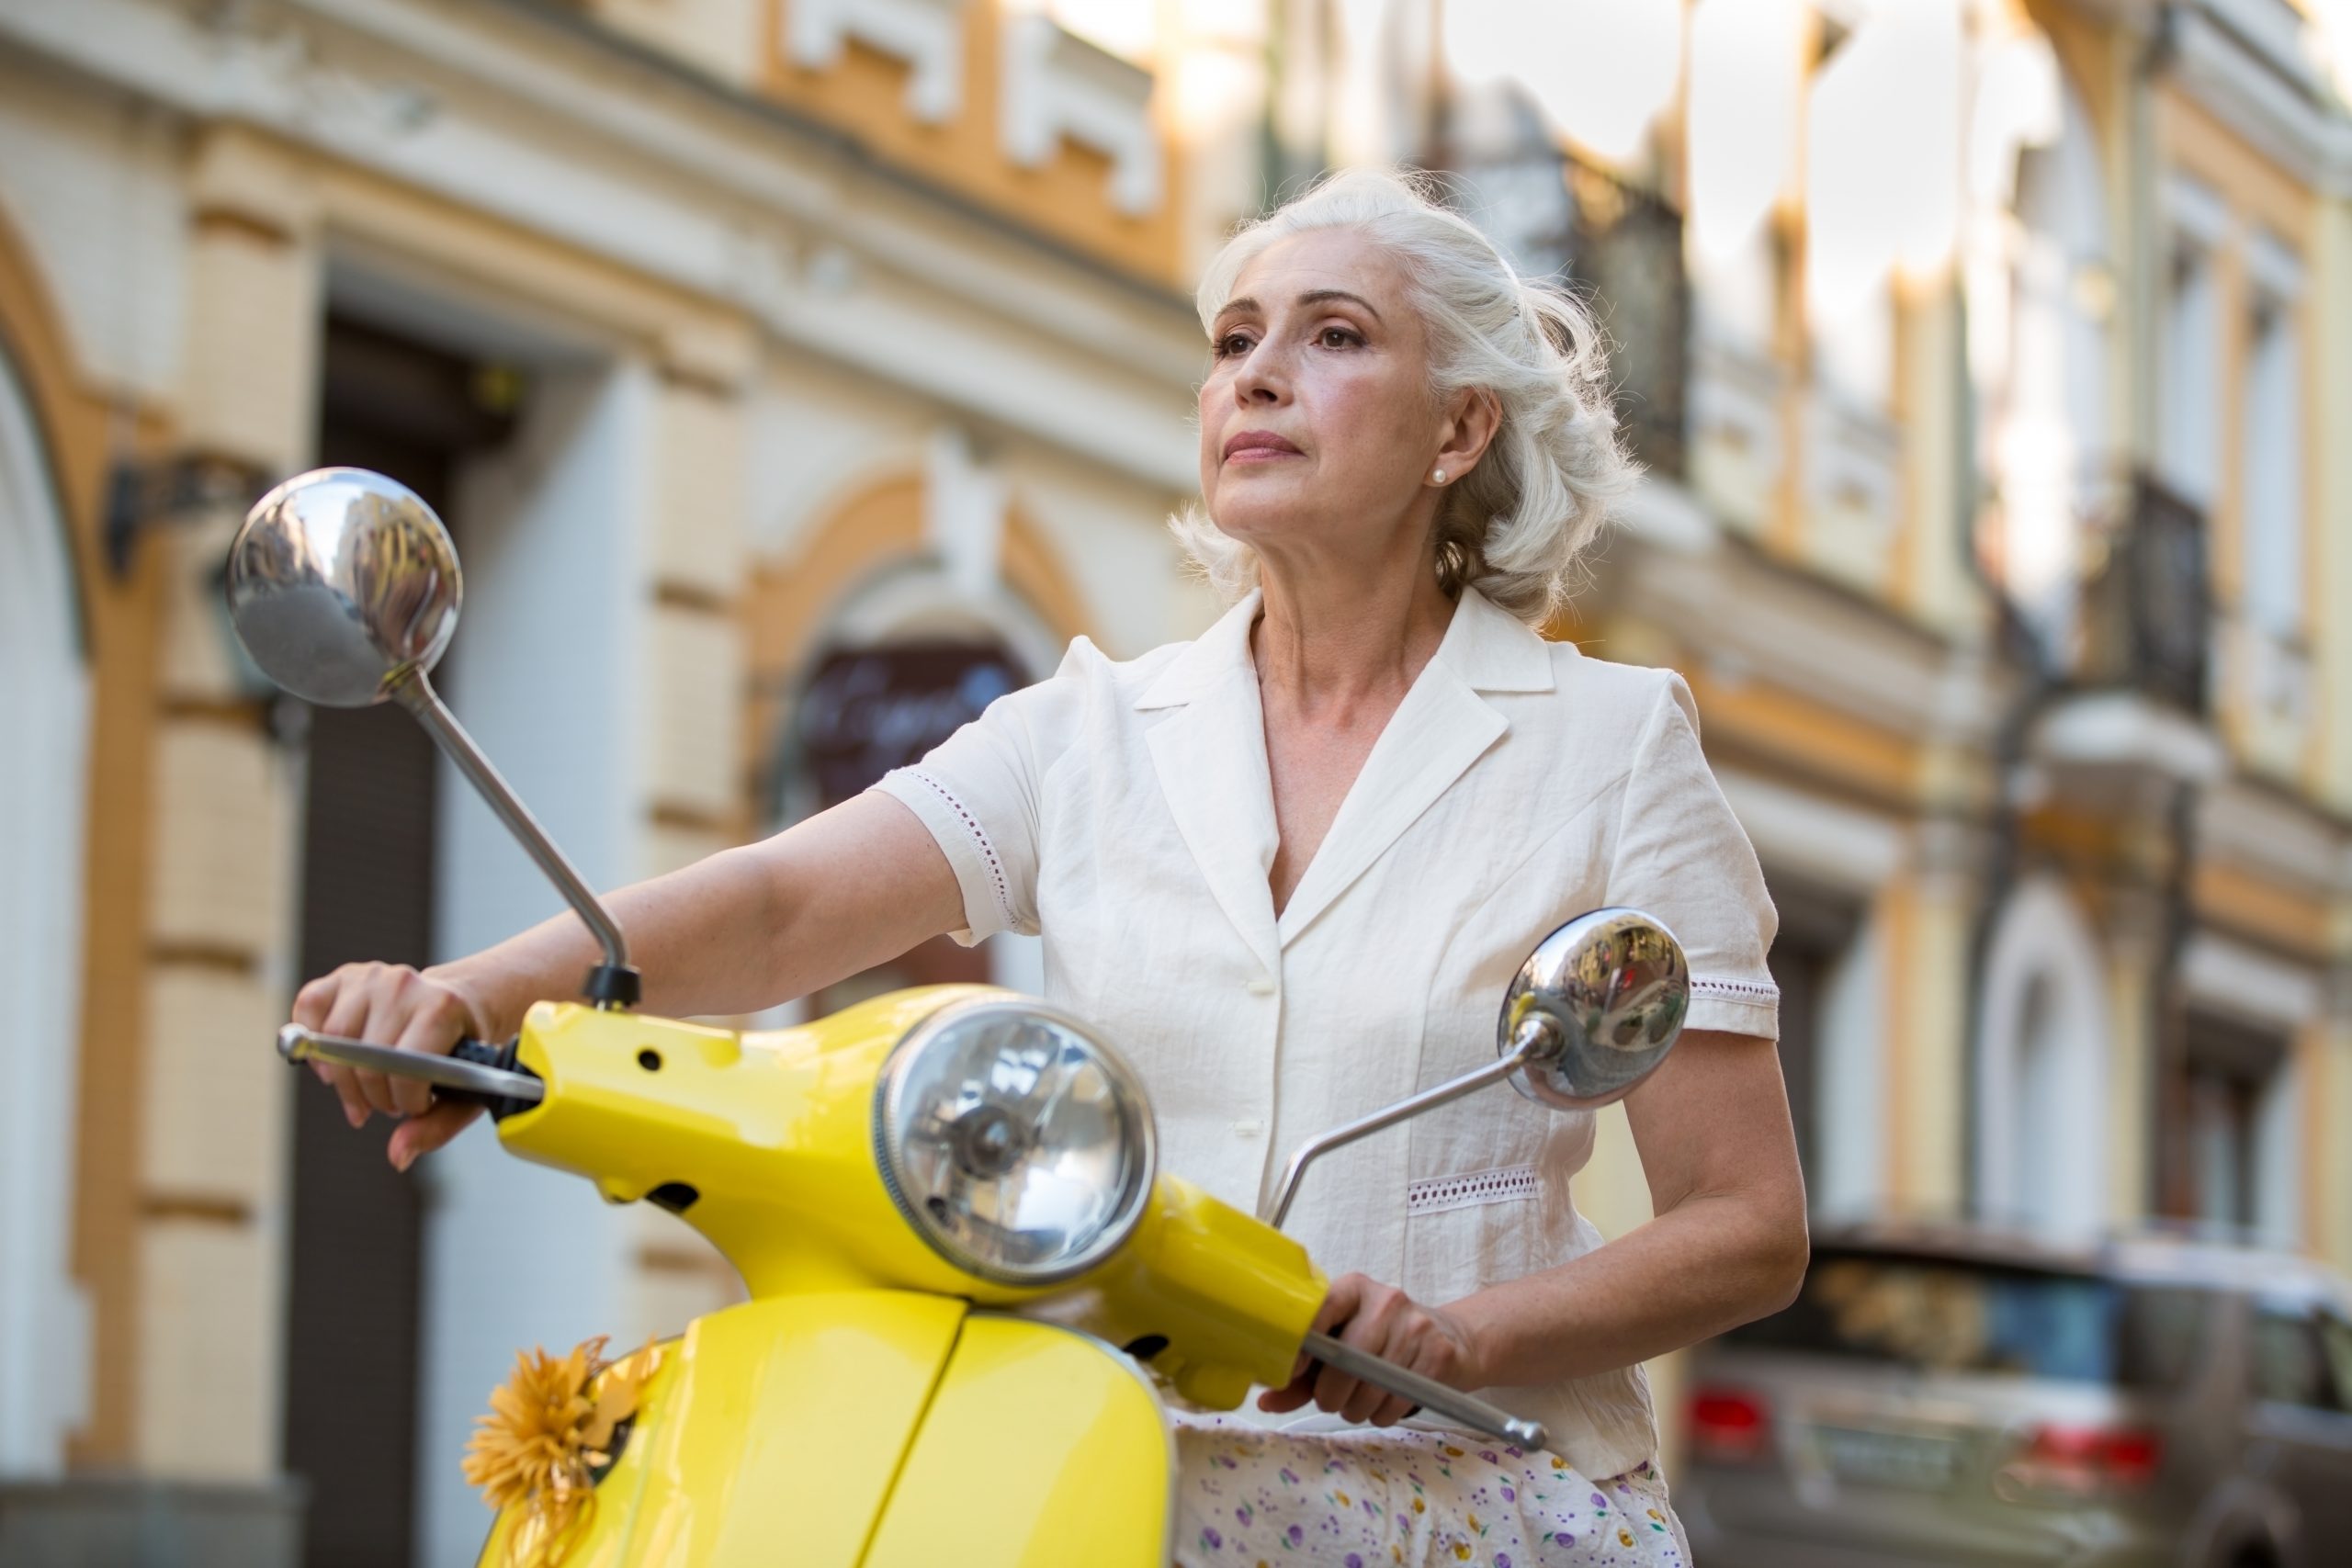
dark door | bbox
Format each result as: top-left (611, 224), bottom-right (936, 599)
top-left (282, 318), bottom-right (515, 1568)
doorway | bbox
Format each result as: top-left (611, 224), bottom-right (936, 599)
top-left (0, 339), bottom-right (91, 1476)
top-left (280, 317), bottom-right (515, 1567)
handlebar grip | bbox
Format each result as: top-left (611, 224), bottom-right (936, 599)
top-left (277, 1025), bottom-right (545, 1119)
top-left (1300, 1330), bottom-right (1548, 1451)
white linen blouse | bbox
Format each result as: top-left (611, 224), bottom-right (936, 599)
top-left (872, 584), bottom-right (1780, 1480)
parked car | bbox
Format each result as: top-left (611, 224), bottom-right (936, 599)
top-left (1675, 1221), bottom-right (2352, 1567)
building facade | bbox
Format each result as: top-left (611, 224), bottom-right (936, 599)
top-left (0, 0), bottom-right (2346, 1563)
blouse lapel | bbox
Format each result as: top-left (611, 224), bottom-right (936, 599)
top-left (1138, 595), bottom-right (1283, 977)
top-left (1273, 589), bottom-right (1554, 947)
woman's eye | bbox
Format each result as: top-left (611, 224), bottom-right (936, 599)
top-left (1213, 332), bottom-right (1255, 359)
top-left (1318, 326), bottom-right (1363, 349)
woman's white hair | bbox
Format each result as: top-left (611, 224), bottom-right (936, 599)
top-left (1174, 166), bottom-right (1635, 626)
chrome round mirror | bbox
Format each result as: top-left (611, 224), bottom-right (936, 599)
top-left (223, 467), bottom-right (461, 707)
top-left (1498, 908), bottom-right (1690, 1111)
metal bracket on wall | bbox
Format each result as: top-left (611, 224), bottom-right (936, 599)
top-left (104, 454), bottom-right (272, 581)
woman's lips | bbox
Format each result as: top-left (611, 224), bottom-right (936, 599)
top-left (1224, 432), bottom-right (1303, 462)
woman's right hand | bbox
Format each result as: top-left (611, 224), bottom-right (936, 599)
top-left (288, 962), bottom-right (495, 1171)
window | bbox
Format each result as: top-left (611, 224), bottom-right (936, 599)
top-left (2250, 1310), bottom-right (2343, 1413)
top-left (2162, 1010), bottom-right (2300, 1243)
top-left (1726, 1252), bottom-right (2211, 1391)
top-left (2322, 1317), bottom-right (2352, 1408)
top-left (2240, 278), bottom-right (2304, 639)
top-left (2157, 171), bottom-right (2227, 509)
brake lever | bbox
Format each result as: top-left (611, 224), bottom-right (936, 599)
top-left (1299, 1330), bottom-right (1547, 1450)
top-left (277, 1025), bottom-right (544, 1118)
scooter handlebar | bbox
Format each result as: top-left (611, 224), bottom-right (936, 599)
top-left (1299, 1329), bottom-right (1547, 1450)
top-left (277, 1025), bottom-right (545, 1119)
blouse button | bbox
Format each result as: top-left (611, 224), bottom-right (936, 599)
top-left (1245, 975), bottom-right (1276, 997)
top-left (1232, 1119), bottom-right (1264, 1138)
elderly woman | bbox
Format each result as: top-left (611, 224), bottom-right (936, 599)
top-left (296, 169), bottom-right (1805, 1564)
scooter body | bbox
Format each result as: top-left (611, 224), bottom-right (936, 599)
top-left (475, 1293), bottom-right (1170, 1567)
top-left (463, 989), bottom-right (1327, 1567)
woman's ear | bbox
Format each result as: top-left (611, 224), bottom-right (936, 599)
top-left (1434, 387), bottom-right (1502, 480)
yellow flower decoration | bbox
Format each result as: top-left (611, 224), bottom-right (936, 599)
top-left (462, 1335), bottom-right (663, 1568)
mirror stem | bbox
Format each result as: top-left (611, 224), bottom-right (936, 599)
top-left (391, 671), bottom-right (641, 1009)
top-left (1261, 1018), bottom-right (1559, 1229)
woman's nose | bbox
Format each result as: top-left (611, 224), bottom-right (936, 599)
top-left (1234, 341), bottom-right (1292, 404)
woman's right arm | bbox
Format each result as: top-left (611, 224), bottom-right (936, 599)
top-left (290, 791), bottom-right (966, 1168)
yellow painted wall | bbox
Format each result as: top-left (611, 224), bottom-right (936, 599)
top-left (761, 0), bottom-right (1187, 286)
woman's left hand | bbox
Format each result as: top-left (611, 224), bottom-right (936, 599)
top-left (1258, 1272), bottom-right (1487, 1427)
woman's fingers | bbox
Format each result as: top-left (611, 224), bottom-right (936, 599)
top-left (292, 975), bottom-right (341, 1091)
top-left (388, 1100), bottom-right (481, 1172)
top-left (380, 974), bottom-right (469, 1119)
top-left (316, 974), bottom-right (379, 1129)
top-left (1292, 1274), bottom-right (1450, 1427)
top-left (1257, 1273), bottom-right (1374, 1413)
top-left (352, 977), bottom-right (411, 1119)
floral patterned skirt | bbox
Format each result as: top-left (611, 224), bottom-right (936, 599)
top-left (1170, 1415), bottom-right (1688, 1568)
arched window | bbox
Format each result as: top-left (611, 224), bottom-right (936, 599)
top-left (0, 340), bottom-right (91, 1476)
top-left (1974, 876), bottom-right (2109, 1239)
top-left (766, 560), bottom-right (1061, 1012)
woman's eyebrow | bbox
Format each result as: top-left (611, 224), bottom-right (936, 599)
top-left (1296, 288), bottom-right (1383, 321)
top-left (1213, 288), bottom-right (1384, 325)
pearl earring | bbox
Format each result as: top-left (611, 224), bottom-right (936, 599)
top-left (1431, 468), bottom-right (1447, 484)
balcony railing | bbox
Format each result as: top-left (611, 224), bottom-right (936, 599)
top-left (2077, 470), bottom-right (2211, 714)
top-left (1425, 96), bottom-right (1689, 480)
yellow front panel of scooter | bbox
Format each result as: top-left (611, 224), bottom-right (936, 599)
top-left (475, 1292), bottom-right (966, 1568)
top-left (863, 1316), bottom-right (1169, 1568)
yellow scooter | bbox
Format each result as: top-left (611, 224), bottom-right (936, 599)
top-left (225, 468), bottom-right (1692, 1568)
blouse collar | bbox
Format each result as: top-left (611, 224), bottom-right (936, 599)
top-left (1135, 582), bottom-right (1557, 711)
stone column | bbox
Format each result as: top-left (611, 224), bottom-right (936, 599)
top-left (133, 125), bottom-right (318, 1483)
top-left (626, 321), bottom-right (757, 1344)
top-left (1884, 814), bottom-right (1979, 1213)
top-left (2099, 881), bottom-right (2168, 1231)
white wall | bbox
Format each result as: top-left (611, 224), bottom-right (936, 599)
top-left (0, 344), bottom-right (92, 1475)
top-left (415, 361), bottom-right (651, 1566)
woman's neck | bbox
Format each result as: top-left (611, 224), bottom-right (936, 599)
top-left (1251, 552), bottom-right (1456, 716)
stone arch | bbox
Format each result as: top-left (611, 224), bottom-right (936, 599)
top-left (743, 467), bottom-right (1092, 805)
top-left (0, 226), bottom-right (95, 1475)
top-left (1975, 874), bottom-right (2110, 1239)
top-left (743, 466), bottom-right (1091, 1004)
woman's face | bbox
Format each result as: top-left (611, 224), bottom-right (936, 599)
top-left (1198, 227), bottom-right (1481, 570)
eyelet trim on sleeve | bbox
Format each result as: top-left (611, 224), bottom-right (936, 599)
top-left (1407, 1164), bottom-right (1538, 1217)
top-left (1690, 976), bottom-right (1780, 1005)
top-left (901, 769), bottom-right (1016, 931)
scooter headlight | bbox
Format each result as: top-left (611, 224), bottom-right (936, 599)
top-left (875, 998), bottom-right (1156, 1285)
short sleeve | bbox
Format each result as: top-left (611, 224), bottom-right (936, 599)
top-left (1604, 675), bottom-right (1781, 1041)
top-left (868, 655), bottom-right (1082, 946)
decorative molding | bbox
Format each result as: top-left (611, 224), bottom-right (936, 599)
top-left (1000, 14), bottom-right (1161, 215)
top-left (653, 579), bottom-right (737, 616)
top-left (2162, 170), bottom-right (2233, 248)
top-left (2244, 225), bottom-right (2307, 299)
top-left (1715, 766), bottom-right (1908, 890)
top-left (2182, 930), bottom-right (2322, 1030)
top-left (2167, 4), bottom-right (2352, 197)
top-left (785, 0), bottom-right (970, 123)
top-left (0, 0), bottom-right (1201, 486)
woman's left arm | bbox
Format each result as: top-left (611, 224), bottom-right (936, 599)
top-left (1263, 1029), bottom-right (1808, 1424)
